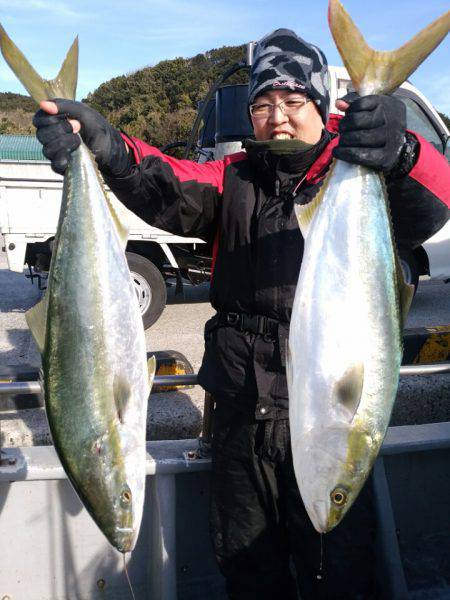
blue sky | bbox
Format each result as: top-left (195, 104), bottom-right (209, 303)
top-left (0, 0), bottom-right (449, 114)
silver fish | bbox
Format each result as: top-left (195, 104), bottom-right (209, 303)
top-left (0, 26), bottom-right (155, 552)
top-left (287, 0), bottom-right (450, 533)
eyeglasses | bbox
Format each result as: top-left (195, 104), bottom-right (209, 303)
top-left (249, 97), bottom-right (310, 119)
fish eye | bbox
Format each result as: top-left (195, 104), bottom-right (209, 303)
top-left (330, 487), bottom-right (347, 506)
top-left (120, 488), bottom-right (132, 505)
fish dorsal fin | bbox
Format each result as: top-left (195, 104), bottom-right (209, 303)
top-left (378, 173), bottom-right (415, 327)
top-left (25, 294), bottom-right (49, 354)
top-left (328, 0), bottom-right (450, 96)
top-left (0, 24), bottom-right (78, 102)
top-left (147, 355), bottom-right (157, 388)
top-left (399, 279), bottom-right (414, 327)
top-left (396, 256), bottom-right (415, 327)
top-left (285, 338), bottom-right (292, 386)
top-left (113, 374), bottom-right (132, 424)
top-left (105, 195), bottom-right (130, 250)
top-left (295, 161), bottom-right (335, 238)
top-left (334, 363), bottom-right (364, 420)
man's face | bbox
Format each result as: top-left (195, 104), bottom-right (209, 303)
top-left (250, 90), bottom-right (324, 144)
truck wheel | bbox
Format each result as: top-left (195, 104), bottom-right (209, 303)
top-left (126, 252), bottom-right (167, 329)
top-left (398, 247), bottom-right (419, 293)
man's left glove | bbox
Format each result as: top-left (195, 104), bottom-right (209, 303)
top-left (33, 99), bottom-right (133, 178)
top-left (333, 94), bottom-right (408, 173)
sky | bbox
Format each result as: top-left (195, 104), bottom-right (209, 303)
top-left (0, 0), bottom-right (448, 114)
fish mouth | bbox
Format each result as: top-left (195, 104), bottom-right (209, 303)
top-left (310, 500), bottom-right (330, 533)
top-left (113, 529), bottom-right (135, 553)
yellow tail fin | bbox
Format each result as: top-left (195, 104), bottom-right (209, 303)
top-left (0, 24), bottom-right (78, 103)
top-left (328, 0), bottom-right (450, 95)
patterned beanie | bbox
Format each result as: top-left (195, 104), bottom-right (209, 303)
top-left (248, 29), bottom-right (330, 125)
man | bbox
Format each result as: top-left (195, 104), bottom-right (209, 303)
top-left (34, 29), bottom-right (449, 599)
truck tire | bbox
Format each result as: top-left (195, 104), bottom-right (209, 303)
top-left (398, 247), bottom-right (419, 294)
top-left (126, 252), bottom-right (167, 329)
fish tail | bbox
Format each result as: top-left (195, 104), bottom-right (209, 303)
top-left (328, 0), bottom-right (450, 95)
top-left (0, 24), bottom-right (78, 103)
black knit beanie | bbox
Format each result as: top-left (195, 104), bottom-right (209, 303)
top-left (248, 29), bottom-right (330, 125)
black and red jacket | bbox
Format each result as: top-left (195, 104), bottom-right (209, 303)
top-left (106, 116), bottom-right (450, 418)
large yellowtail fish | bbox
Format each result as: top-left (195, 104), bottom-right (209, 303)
top-left (0, 27), bottom-right (155, 552)
top-left (287, 1), bottom-right (449, 533)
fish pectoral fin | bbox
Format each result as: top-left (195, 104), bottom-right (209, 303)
top-left (334, 363), bottom-right (364, 419)
top-left (147, 355), bottom-right (157, 388)
top-left (113, 374), bottom-right (132, 423)
top-left (25, 294), bottom-right (49, 353)
top-left (295, 161), bottom-right (335, 237)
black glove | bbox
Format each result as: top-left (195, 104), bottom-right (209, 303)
top-left (33, 99), bottom-right (133, 177)
top-left (333, 94), bottom-right (408, 173)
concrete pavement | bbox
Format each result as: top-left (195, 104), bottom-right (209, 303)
top-left (0, 252), bottom-right (449, 446)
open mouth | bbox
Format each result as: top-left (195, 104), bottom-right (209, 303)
top-left (271, 133), bottom-right (293, 140)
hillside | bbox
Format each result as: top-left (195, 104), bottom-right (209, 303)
top-left (84, 44), bottom-right (248, 147)
top-left (0, 92), bottom-right (35, 135)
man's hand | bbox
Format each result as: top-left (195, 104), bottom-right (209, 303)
top-left (332, 94), bottom-right (407, 173)
top-left (33, 99), bottom-right (132, 177)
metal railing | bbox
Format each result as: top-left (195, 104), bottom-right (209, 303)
top-left (0, 364), bottom-right (448, 461)
top-left (0, 374), bottom-right (199, 396)
top-left (0, 364), bottom-right (449, 398)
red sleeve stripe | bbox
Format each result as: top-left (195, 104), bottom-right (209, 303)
top-left (306, 136), bottom-right (339, 183)
top-left (408, 132), bottom-right (450, 208)
top-left (326, 113), bottom-right (341, 134)
top-left (121, 134), bottom-right (227, 193)
top-left (304, 114), bottom-right (341, 183)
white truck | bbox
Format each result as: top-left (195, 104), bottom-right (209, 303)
top-left (0, 66), bottom-right (449, 328)
top-left (0, 156), bottom-right (212, 329)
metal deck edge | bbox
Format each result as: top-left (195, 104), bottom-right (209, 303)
top-left (0, 438), bottom-right (211, 481)
top-left (381, 421), bottom-right (450, 455)
top-left (1, 422), bottom-right (449, 482)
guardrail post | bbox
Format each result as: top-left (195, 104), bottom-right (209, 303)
top-left (373, 459), bottom-right (409, 599)
top-left (149, 474), bottom-right (177, 600)
top-left (202, 392), bottom-right (214, 443)
top-left (196, 392), bottom-right (213, 459)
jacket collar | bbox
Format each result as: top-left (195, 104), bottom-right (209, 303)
top-left (245, 129), bottom-right (333, 193)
